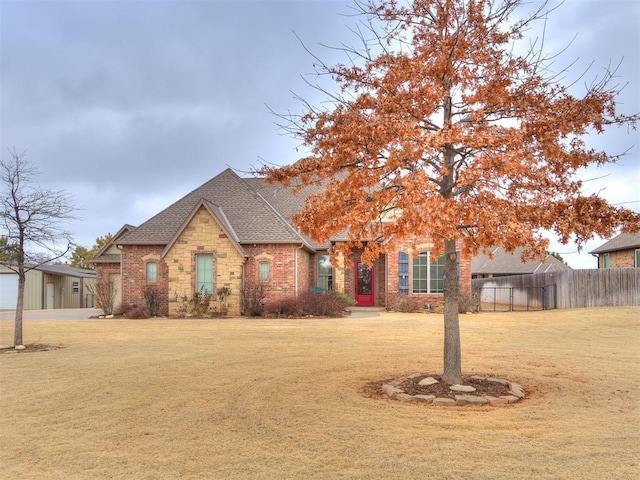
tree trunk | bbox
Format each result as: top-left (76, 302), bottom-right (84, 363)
top-left (14, 269), bottom-right (25, 346)
top-left (442, 238), bottom-right (462, 385)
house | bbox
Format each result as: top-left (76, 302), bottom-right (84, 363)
top-left (92, 168), bottom-right (471, 316)
top-left (471, 247), bottom-right (571, 279)
top-left (0, 263), bottom-right (96, 310)
top-left (589, 232), bottom-right (640, 269)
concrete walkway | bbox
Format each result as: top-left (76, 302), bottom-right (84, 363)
top-left (0, 308), bottom-right (102, 321)
top-left (346, 307), bottom-right (385, 318)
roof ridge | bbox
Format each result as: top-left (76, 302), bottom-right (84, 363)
top-left (234, 174), bottom-right (313, 248)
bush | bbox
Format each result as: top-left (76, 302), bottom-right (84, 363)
top-left (264, 291), bottom-right (351, 318)
top-left (143, 286), bottom-right (162, 317)
top-left (459, 289), bottom-right (480, 313)
top-left (386, 293), bottom-right (425, 313)
top-left (242, 281), bottom-right (266, 317)
top-left (264, 297), bottom-right (303, 318)
top-left (117, 302), bottom-right (150, 319)
top-left (176, 288), bottom-right (214, 318)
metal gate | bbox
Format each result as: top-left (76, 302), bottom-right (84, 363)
top-left (477, 284), bottom-right (557, 312)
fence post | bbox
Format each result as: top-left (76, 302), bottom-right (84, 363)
top-left (509, 287), bottom-right (514, 312)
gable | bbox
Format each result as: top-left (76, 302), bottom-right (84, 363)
top-left (117, 168), bottom-right (313, 248)
top-left (161, 201), bottom-right (246, 258)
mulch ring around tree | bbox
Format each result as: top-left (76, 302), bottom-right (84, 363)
top-left (1, 344), bottom-right (62, 354)
top-left (361, 373), bottom-right (526, 406)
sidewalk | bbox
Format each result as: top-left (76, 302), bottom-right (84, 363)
top-left (0, 308), bottom-right (102, 321)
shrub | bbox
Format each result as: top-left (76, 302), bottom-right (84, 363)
top-left (459, 289), bottom-right (480, 313)
top-left (328, 290), bottom-right (356, 307)
top-left (88, 279), bottom-right (118, 315)
top-left (125, 306), bottom-right (150, 319)
top-left (176, 288), bottom-right (214, 318)
top-left (264, 291), bottom-right (351, 318)
top-left (117, 302), bottom-right (150, 319)
top-left (242, 281), bottom-right (266, 317)
top-left (386, 293), bottom-right (425, 313)
top-left (143, 286), bottom-right (162, 317)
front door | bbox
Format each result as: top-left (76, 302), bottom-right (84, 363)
top-left (355, 262), bottom-right (374, 306)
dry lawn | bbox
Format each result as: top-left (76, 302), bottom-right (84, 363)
top-left (1, 307), bottom-right (638, 479)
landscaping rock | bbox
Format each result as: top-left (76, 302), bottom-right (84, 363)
top-left (508, 383), bottom-right (526, 398)
top-left (407, 373), bottom-right (423, 379)
top-left (418, 377), bottom-right (439, 386)
top-left (382, 384), bottom-right (404, 396)
top-left (450, 384), bottom-right (476, 393)
top-left (487, 377), bottom-right (509, 385)
top-left (470, 375), bottom-right (486, 381)
top-left (15, 345), bottom-right (26, 350)
top-left (397, 393), bottom-right (416, 402)
top-left (0, 345), bottom-right (12, 350)
top-left (433, 397), bottom-right (456, 406)
top-left (455, 395), bottom-right (488, 405)
top-left (483, 396), bottom-right (509, 405)
top-left (499, 395), bottom-right (521, 404)
top-left (414, 395), bottom-right (436, 403)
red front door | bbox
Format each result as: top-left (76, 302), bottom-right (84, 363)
top-left (355, 262), bottom-right (374, 306)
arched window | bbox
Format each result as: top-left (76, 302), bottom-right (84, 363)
top-left (146, 261), bottom-right (157, 283)
top-left (259, 261), bottom-right (270, 283)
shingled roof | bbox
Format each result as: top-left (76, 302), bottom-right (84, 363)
top-left (472, 247), bottom-right (572, 276)
top-left (117, 169), bottom-right (316, 249)
top-left (589, 232), bottom-right (640, 254)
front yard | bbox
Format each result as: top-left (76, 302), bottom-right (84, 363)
top-left (1, 307), bottom-right (638, 479)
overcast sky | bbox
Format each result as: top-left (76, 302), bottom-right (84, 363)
top-left (1, 0), bottom-right (638, 269)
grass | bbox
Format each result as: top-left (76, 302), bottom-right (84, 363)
top-left (1, 307), bottom-right (638, 479)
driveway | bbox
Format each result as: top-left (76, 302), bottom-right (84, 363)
top-left (0, 308), bottom-right (102, 321)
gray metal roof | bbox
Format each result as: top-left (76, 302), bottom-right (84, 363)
top-left (589, 232), bottom-right (640, 254)
top-left (35, 264), bottom-right (96, 278)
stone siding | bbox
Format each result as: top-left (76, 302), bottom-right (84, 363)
top-left (164, 207), bottom-right (245, 317)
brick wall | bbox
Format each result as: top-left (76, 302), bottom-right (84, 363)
top-left (121, 245), bottom-right (169, 313)
top-left (385, 239), bottom-right (472, 309)
top-left (243, 244), bottom-right (312, 308)
top-left (599, 249), bottom-right (638, 269)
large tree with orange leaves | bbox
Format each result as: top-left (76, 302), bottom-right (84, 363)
top-left (259, 0), bottom-right (639, 384)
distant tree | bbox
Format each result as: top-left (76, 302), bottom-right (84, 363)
top-left (0, 236), bottom-right (19, 262)
top-left (0, 150), bottom-right (75, 346)
top-left (69, 233), bottom-right (113, 270)
top-left (548, 251), bottom-right (566, 265)
top-left (69, 245), bottom-right (92, 270)
top-left (259, 0), bottom-right (640, 384)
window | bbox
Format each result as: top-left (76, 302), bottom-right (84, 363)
top-left (146, 262), bottom-right (157, 283)
top-left (72, 281), bottom-right (79, 293)
top-left (635, 249), bottom-right (640, 268)
top-left (259, 261), bottom-right (270, 283)
top-left (317, 254), bottom-right (333, 290)
top-left (412, 252), bottom-right (445, 294)
top-left (603, 253), bottom-right (610, 269)
top-left (398, 252), bottom-right (409, 294)
top-left (430, 255), bottom-right (445, 293)
top-left (195, 254), bottom-right (214, 295)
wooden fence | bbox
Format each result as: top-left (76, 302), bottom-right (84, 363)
top-left (472, 268), bottom-right (640, 309)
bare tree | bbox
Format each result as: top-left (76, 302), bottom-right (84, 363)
top-left (87, 278), bottom-right (118, 316)
top-left (0, 150), bottom-right (76, 345)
